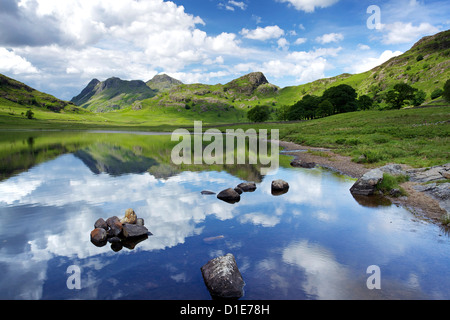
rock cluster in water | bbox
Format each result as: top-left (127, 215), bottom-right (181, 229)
top-left (204, 179), bottom-right (289, 204)
top-left (90, 208), bottom-right (151, 251)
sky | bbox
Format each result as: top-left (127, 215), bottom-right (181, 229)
top-left (0, 0), bottom-right (449, 100)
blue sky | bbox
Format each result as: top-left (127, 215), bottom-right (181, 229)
top-left (0, 0), bottom-right (449, 100)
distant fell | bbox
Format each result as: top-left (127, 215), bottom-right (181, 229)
top-left (71, 77), bottom-right (157, 112)
top-left (146, 74), bottom-right (183, 92)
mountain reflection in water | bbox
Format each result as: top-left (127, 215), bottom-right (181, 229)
top-left (0, 131), bottom-right (449, 300)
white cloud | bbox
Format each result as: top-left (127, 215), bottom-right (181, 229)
top-left (277, 0), bottom-right (339, 12)
top-left (316, 33), bottom-right (344, 44)
top-left (277, 38), bottom-right (290, 50)
top-left (349, 50), bottom-right (403, 74)
top-left (0, 48), bottom-right (39, 75)
top-left (228, 1), bottom-right (247, 10)
top-left (294, 38), bottom-right (307, 45)
top-left (240, 25), bottom-right (285, 41)
top-left (381, 22), bottom-right (439, 44)
top-left (357, 44), bottom-right (371, 50)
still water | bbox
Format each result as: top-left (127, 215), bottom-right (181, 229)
top-left (0, 131), bottom-right (449, 300)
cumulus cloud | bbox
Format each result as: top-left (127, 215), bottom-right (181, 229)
top-left (316, 33), bottom-right (344, 44)
top-left (277, 0), bottom-right (339, 12)
top-left (0, 48), bottom-right (39, 74)
top-left (380, 22), bottom-right (440, 44)
top-left (240, 25), bottom-right (285, 41)
top-left (349, 50), bottom-right (403, 74)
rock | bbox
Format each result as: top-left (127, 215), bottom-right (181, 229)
top-left (271, 179), bottom-right (289, 196)
top-left (106, 216), bottom-right (123, 237)
top-left (290, 159), bottom-right (315, 168)
top-left (379, 164), bottom-right (407, 176)
top-left (201, 253), bottom-right (245, 299)
top-left (389, 188), bottom-right (402, 197)
top-left (234, 187), bottom-right (243, 194)
top-left (217, 188), bottom-right (241, 204)
top-left (201, 190), bottom-right (216, 195)
top-left (122, 223), bottom-right (149, 238)
top-left (121, 208), bottom-right (137, 224)
top-left (236, 182), bottom-right (256, 192)
top-left (414, 182), bottom-right (450, 214)
top-left (406, 163), bottom-right (450, 183)
top-left (136, 218), bottom-right (145, 226)
top-left (90, 228), bottom-right (107, 246)
top-left (350, 168), bottom-right (384, 196)
top-left (94, 218), bottom-right (108, 230)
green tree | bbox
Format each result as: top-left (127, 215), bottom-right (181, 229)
top-left (316, 99), bottom-right (334, 118)
top-left (443, 79), bottom-right (450, 102)
top-left (357, 95), bottom-right (373, 110)
top-left (25, 109), bottom-right (34, 119)
top-left (288, 94), bottom-right (320, 120)
top-left (322, 84), bottom-right (357, 114)
top-left (385, 83), bottom-right (417, 109)
top-left (247, 105), bottom-right (270, 122)
top-left (275, 105), bottom-right (290, 121)
top-left (412, 89), bottom-right (426, 106)
top-left (430, 88), bottom-right (443, 100)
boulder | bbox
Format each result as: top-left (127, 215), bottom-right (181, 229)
top-left (236, 182), bottom-right (256, 192)
top-left (94, 218), bottom-right (108, 230)
top-left (290, 159), bottom-right (315, 169)
top-left (106, 216), bottom-right (123, 237)
top-left (121, 208), bottom-right (137, 224)
top-left (234, 187), bottom-right (243, 194)
top-left (201, 253), bottom-right (245, 299)
top-left (136, 218), bottom-right (145, 226)
top-left (90, 228), bottom-right (107, 246)
top-left (122, 223), bottom-right (149, 238)
top-left (201, 190), bottom-right (216, 195)
top-left (350, 168), bottom-right (384, 196)
top-left (271, 179), bottom-right (289, 196)
top-left (217, 188), bottom-right (241, 204)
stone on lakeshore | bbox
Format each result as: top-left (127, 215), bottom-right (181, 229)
top-left (201, 190), bottom-right (216, 195)
top-left (350, 168), bottom-right (384, 196)
top-left (217, 188), bottom-right (241, 204)
top-left (201, 253), bottom-right (245, 299)
top-left (271, 179), bottom-right (289, 195)
top-left (90, 228), bottom-right (107, 246)
top-left (290, 159), bottom-right (315, 169)
top-left (236, 182), bottom-right (256, 192)
top-left (121, 208), bottom-right (137, 224)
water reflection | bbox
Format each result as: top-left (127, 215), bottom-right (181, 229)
top-left (0, 131), bottom-right (449, 300)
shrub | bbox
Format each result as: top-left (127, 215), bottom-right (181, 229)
top-left (430, 88), bottom-right (443, 100)
top-left (443, 79), bottom-right (450, 102)
top-left (376, 173), bottom-right (408, 197)
top-left (25, 109), bottom-right (34, 119)
top-left (247, 105), bottom-right (270, 122)
top-left (416, 54), bottom-right (424, 61)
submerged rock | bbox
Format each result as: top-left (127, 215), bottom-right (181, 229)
top-left (271, 179), bottom-right (289, 195)
top-left (290, 159), bottom-right (315, 168)
top-left (236, 182), bottom-right (256, 192)
top-left (217, 188), bottom-right (241, 204)
top-left (201, 190), bottom-right (216, 195)
top-left (122, 223), bottom-right (149, 238)
top-left (201, 253), bottom-right (245, 299)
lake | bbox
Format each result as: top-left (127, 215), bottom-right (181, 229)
top-left (0, 130), bottom-right (449, 300)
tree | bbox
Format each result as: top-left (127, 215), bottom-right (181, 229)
top-left (322, 84), bottom-right (357, 114)
top-left (357, 95), bottom-right (373, 110)
top-left (430, 88), bottom-right (443, 100)
top-left (316, 99), bottom-right (334, 118)
top-left (288, 94), bottom-right (320, 120)
top-left (247, 105), bottom-right (270, 122)
top-left (275, 105), bottom-right (290, 121)
top-left (412, 89), bottom-right (426, 106)
top-left (25, 109), bottom-right (34, 119)
top-left (443, 79), bottom-right (450, 103)
top-left (385, 83), bottom-right (417, 109)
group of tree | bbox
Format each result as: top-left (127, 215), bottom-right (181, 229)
top-left (247, 79), bottom-right (450, 123)
top-left (283, 84), bottom-right (373, 121)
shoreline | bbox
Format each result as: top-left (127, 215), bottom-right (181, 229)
top-left (278, 140), bottom-right (448, 226)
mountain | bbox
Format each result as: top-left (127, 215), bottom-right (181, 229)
top-left (146, 74), bottom-right (183, 92)
top-left (71, 77), bottom-right (157, 112)
top-left (0, 73), bottom-right (82, 113)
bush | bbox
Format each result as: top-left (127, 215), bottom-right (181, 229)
top-left (247, 105), bottom-right (270, 122)
top-left (25, 109), bottom-right (34, 119)
top-left (376, 173), bottom-right (408, 197)
top-left (416, 54), bottom-right (424, 61)
top-left (443, 79), bottom-right (450, 102)
top-left (430, 88), bottom-right (443, 100)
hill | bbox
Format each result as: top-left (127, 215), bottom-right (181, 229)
top-left (146, 74), bottom-right (183, 92)
top-left (0, 73), bottom-right (84, 114)
top-left (71, 77), bottom-right (157, 112)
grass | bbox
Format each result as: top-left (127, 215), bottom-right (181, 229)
top-left (376, 173), bottom-right (409, 197)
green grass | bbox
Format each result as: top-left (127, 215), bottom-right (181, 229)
top-left (376, 173), bottom-right (409, 197)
